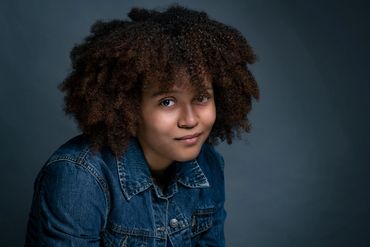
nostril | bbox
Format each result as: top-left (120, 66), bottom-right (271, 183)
top-left (178, 107), bottom-right (198, 129)
top-left (178, 121), bottom-right (198, 129)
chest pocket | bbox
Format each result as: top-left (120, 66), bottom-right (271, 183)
top-left (190, 207), bottom-right (216, 237)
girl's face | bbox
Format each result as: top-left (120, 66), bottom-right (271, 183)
top-left (136, 71), bottom-right (216, 172)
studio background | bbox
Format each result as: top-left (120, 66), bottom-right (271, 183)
top-left (1, 0), bottom-right (369, 246)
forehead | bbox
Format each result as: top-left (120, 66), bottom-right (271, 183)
top-left (142, 67), bottom-right (212, 95)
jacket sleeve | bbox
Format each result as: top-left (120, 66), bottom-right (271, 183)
top-left (196, 146), bottom-right (227, 246)
top-left (25, 160), bottom-right (108, 247)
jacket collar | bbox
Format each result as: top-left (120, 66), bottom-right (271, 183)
top-left (117, 138), bottom-right (209, 200)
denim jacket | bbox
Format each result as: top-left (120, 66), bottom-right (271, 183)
top-left (25, 134), bottom-right (226, 246)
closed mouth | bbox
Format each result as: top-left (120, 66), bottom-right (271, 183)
top-left (175, 132), bottom-right (202, 140)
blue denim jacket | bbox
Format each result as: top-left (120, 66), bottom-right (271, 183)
top-left (25, 134), bottom-right (226, 246)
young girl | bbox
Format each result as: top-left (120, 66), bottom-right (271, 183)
top-left (25, 5), bottom-right (259, 246)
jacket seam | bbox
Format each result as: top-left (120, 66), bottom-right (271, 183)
top-left (43, 156), bottom-right (111, 229)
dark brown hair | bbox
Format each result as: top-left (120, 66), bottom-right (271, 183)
top-left (59, 4), bottom-right (260, 156)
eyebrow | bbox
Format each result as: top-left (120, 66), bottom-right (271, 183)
top-left (151, 87), bottom-right (213, 98)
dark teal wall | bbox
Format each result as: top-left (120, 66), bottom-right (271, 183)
top-left (1, 0), bottom-right (369, 246)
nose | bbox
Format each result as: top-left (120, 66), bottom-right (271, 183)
top-left (177, 105), bottom-right (198, 129)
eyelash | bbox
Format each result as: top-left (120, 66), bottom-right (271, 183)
top-left (159, 94), bottom-right (212, 108)
top-left (159, 98), bottom-right (176, 107)
top-left (195, 95), bottom-right (211, 104)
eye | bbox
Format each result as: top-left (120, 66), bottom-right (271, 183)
top-left (160, 98), bottom-right (175, 107)
top-left (195, 95), bottom-right (210, 104)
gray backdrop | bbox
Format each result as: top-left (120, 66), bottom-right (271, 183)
top-left (1, 0), bottom-right (369, 246)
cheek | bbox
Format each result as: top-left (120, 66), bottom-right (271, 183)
top-left (200, 105), bottom-right (217, 128)
top-left (142, 109), bottom-right (178, 133)
top-left (207, 110), bottom-right (217, 128)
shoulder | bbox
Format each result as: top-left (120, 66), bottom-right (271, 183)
top-left (196, 143), bottom-right (225, 200)
top-left (43, 134), bottom-right (113, 178)
top-left (202, 143), bottom-right (225, 168)
top-left (45, 134), bottom-right (93, 165)
top-left (28, 135), bottom-right (112, 237)
top-left (36, 134), bottom-right (112, 205)
top-left (198, 143), bottom-right (225, 175)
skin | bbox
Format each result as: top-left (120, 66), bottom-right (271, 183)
top-left (136, 69), bottom-right (216, 180)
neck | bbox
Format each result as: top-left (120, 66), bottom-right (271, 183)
top-left (150, 162), bottom-right (177, 191)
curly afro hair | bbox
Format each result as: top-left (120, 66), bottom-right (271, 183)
top-left (59, 4), bottom-right (260, 156)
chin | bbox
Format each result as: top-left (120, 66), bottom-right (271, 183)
top-left (174, 149), bottom-right (201, 162)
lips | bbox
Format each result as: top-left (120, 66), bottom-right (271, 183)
top-left (175, 132), bottom-right (202, 140)
top-left (174, 132), bottom-right (202, 146)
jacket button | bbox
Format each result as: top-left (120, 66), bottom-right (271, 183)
top-left (169, 218), bottom-right (179, 228)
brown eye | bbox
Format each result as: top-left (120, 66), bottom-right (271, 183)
top-left (195, 95), bottom-right (210, 104)
top-left (160, 98), bottom-right (175, 107)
